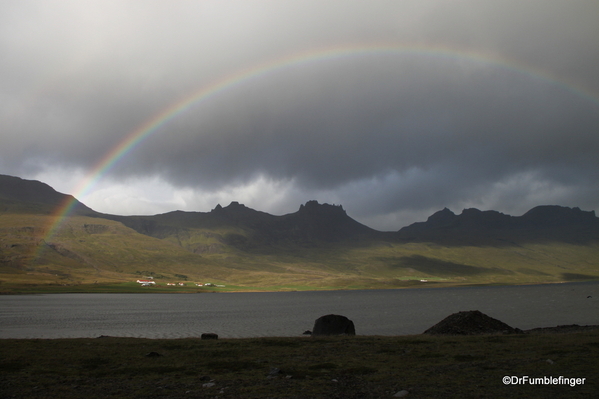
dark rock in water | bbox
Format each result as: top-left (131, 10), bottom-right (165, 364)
top-left (302, 330), bottom-right (312, 335)
top-left (423, 310), bottom-right (521, 335)
top-left (201, 333), bottom-right (218, 340)
top-left (312, 314), bottom-right (356, 336)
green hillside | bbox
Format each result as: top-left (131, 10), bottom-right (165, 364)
top-left (0, 174), bottom-right (598, 293)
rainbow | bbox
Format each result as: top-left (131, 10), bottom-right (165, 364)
top-left (35, 42), bottom-right (599, 258)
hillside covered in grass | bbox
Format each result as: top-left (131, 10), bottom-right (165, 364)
top-left (1, 174), bottom-right (598, 292)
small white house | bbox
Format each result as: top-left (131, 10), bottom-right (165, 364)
top-left (136, 279), bottom-right (155, 285)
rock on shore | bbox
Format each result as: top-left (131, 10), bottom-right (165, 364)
top-left (423, 310), bottom-right (522, 335)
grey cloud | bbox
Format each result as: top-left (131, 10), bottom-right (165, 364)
top-left (1, 1), bottom-right (598, 228)
top-left (130, 55), bottom-right (599, 187)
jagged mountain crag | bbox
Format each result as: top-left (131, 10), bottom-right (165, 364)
top-left (106, 200), bottom-right (388, 253)
top-left (397, 206), bottom-right (599, 245)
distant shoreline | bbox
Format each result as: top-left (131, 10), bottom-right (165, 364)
top-left (2, 278), bottom-right (598, 295)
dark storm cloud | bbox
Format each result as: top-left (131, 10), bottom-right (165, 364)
top-left (1, 1), bottom-right (598, 228)
top-left (133, 56), bottom-right (599, 189)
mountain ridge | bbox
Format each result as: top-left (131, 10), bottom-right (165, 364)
top-left (1, 173), bottom-right (598, 291)
top-left (398, 205), bottom-right (599, 245)
top-left (1, 174), bottom-right (598, 246)
top-left (0, 174), bottom-right (97, 216)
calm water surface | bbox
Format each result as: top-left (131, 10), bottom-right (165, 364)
top-left (1, 282), bottom-right (597, 338)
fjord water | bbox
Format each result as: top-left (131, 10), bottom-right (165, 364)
top-left (1, 282), bottom-right (597, 339)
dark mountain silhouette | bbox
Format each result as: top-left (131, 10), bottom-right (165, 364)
top-left (0, 174), bottom-right (96, 216)
top-left (398, 206), bottom-right (599, 245)
top-left (276, 200), bottom-right (382, 242)
top-left (1, 174), bottom-right (598, 247)
top-left (106, 200), bottom-right (385, 252)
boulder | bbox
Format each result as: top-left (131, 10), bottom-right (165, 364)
top-left (312, 314), bottom-right (356, 336)
top-left (423, 310), bottom-right (521, 335)
top-left (201, 333), bottom-right (218, 340)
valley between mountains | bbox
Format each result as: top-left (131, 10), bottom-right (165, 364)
top-left (1, 174), bottom-right (598, 292)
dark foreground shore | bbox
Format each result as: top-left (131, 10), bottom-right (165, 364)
top-left (1, 329), bottom-right (597, 399)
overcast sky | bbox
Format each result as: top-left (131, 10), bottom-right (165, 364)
top-left (2, 0), bottom-right (598, 230)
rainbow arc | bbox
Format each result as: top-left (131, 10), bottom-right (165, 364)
top-left (34, 43), bottom-right (599, 261)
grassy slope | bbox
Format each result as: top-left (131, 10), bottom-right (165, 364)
top-left (0, 214), bottom-right (250, 287)
top-left (1, 331), bottom-right (597, 398)
top-left (1, 212), bottom-right (598, 293)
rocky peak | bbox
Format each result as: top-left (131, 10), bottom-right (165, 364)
top-left (298, 200), bottom-right (346, 216)
top-left (426, 207), bottom-right (457, 225)
top-left (211, 201), bottom-right (250, 214)
top-left (398, 204), bottom-right (599, 244)
top-left (521, 205), bottom-right (597, 225)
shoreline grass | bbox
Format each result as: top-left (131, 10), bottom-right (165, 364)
top-left (1, 278), bottom-right (597, 295)
top-left (1, 331), bottom-right (597, 398)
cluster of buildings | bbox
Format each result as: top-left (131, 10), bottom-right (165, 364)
top-left (136, 279), bottom-right (155, 287)
top-left (135, 278), bottom-right (224, 287)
